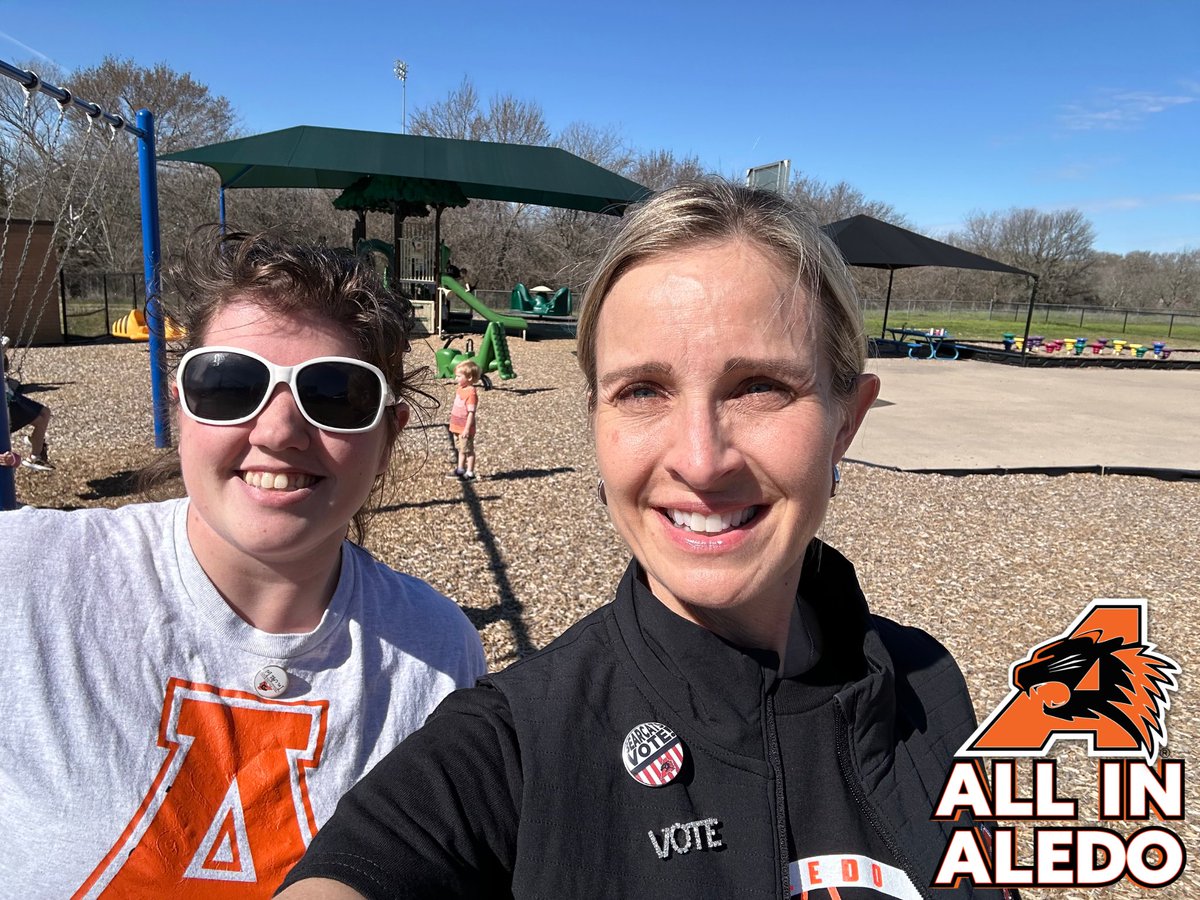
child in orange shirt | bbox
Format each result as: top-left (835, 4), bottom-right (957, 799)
top-left (448, 360), bottom-right (480, 480)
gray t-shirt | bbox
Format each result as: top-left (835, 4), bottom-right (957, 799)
top-left (0, 498), bottom-right (486, 897)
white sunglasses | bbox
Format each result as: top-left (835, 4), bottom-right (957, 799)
top-left (177, 346), bottom-right (397, 434)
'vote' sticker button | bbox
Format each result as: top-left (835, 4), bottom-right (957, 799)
top-left (622, 722), bottom-right (685, 787)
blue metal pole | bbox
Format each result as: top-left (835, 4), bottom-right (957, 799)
top-left (0, 346), bottom-right (16, 510)
top-left (137, 108), bottom-right (171, 448)
top-left (219, 186), bottom-right (226, 231)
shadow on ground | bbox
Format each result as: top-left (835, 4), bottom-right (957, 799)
top-left (486, 466), bottom-right (576, 483)
top-left (78, 469), bottom-right (142, 501)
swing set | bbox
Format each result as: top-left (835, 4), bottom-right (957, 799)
top-left (0, 58), bottom-right (167, 510)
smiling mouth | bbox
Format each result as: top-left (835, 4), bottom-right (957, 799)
top-left (241, 471), bottom-right (318, 492)
top-left (663, 506), bottom-right (760, 535)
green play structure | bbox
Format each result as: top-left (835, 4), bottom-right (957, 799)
top-left (510, 282), bottom-right (573, 316)
top-left (441, 276), bottom-right (528, 331)
top-left (435, 326), bottom-right (516, 383)
top-left (356, 239), bottom-right (395, 287)
top-left (436, 276), bottom-right (521, 383)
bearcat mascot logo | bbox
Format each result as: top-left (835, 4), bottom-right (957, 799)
top-left (960, 600), bottom-right (1179, 763)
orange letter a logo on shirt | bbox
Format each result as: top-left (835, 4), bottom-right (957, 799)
top-left (959, 600), bottom-right (1179, 765)
top-left (75, 678), bottom-right (328, 899)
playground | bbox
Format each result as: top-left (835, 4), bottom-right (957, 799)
top-left (3, 59), bottom-right (1198, 898)
top-left (7, 331), bottom-right (1200, 899)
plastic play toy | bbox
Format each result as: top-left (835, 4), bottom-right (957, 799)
top-left (111, 308), bottom-right (186, 342)
top-left (510, 282), bottom-right (572, 316)
top-left (435, 325), bottom-right (516, 383)
top-left (441, 276), bottom-right (528, 332)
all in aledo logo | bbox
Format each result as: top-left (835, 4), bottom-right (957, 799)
top-left (961, 599), bottom-right (1179, 762)
top-left (622, 722), bottom-right (685, 787)
top-left (932, 600), bottom-right (1186, 891)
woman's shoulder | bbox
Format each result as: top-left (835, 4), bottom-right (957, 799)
top-left (870, 614), bottom-right (972, 721)
top-left (870, 614), bottom-right (960, 674)
top-left (487, 602), bottom-right (616, 686)
top-left (341, 546), bottom-right (485, 647)
top-left (0, 498), bottom-right (183, 555)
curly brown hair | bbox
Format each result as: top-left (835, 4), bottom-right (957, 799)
top-left (142, 226), bottom-right (427, 545)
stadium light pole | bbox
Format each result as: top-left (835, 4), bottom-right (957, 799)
top-left (393, 59), bottom-right (408, 133)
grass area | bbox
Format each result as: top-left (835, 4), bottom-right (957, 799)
top-left (864, 310), bottom-right (1200, 345)
top-left (61, 301), bottom-right (124, 341)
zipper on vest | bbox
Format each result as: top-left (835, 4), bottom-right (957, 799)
top-left (832, 700), bottom-right (935, 900)
top-left (764, 691), bottom-right (791, 899)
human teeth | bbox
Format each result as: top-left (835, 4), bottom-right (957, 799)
top-left (669, 506), bottom-right (758, 533)
top-left (242, 472), bottom-right (314, 491)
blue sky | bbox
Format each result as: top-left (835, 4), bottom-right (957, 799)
top-left (2, 0), bottom-right (1196, 254)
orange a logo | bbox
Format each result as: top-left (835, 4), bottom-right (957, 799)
top-left (960, 600), bottom-right (1179, 764)
top-left (75, 678), bottom-right (328, 899)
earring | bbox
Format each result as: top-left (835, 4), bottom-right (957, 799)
top-left (597, 478), bottom-right (607, 506)
top-left (830, 464), bottom-right (841, 498)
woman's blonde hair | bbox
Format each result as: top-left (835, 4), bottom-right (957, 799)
top-left (576, 179), bottom-right (866, 406)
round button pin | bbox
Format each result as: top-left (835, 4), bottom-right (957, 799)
top-left (622, 722), bottom-right (685, 787)
top-left (253, 665), bottom-right (289, 699)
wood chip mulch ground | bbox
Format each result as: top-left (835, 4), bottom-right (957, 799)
top-left (7, 336), bottom-right (1198, 899)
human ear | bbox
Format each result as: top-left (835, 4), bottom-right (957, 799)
top-left (377, 403), bottom-right (410, 477)
top-left (832, 374), bottom-right (880, 461)
top-left (392, 402), bottom-right (411, 432)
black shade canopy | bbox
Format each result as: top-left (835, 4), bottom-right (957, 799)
top-left (821, 214), bottom-right (1037, 346)
top-left (821, 215), bottom-right (1033, 277)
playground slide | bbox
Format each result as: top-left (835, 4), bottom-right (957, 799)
top-left (441, 276), bottom-right (528, 331)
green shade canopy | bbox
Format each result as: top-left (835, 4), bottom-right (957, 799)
top-left (161, 126), bottom-right (649, 215)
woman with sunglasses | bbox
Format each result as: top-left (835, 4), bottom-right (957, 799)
top-left (0, 229), bottom-right (486, 897)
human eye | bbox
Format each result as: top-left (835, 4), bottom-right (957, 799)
top-left (617, 382), bottom-right (663, 402)
top-left (737, 376), bottom-right (793, 400)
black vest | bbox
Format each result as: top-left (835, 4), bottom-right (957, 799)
top-left (488, 544), bottom-right (1002, 899)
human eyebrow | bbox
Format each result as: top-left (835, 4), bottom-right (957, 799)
top-left (597, 362), bottom-right (673, 392)
top-left (721, 357), bottom-right (819, 386)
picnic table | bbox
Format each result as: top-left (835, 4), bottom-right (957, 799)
top-left (886, 327), bottom-right (959, 360)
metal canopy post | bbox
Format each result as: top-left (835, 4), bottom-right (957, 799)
top-left (1019, 275), bottom-right (1040, 366)
top-left (880, 268), bottom-right (896, 339)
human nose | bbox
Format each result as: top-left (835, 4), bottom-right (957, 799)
top-left (247, 383), bottom-right (312, 449)
top-left (663, 399), bottom-right (743, 489)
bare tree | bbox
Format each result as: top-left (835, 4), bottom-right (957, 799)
top-left (414, 78), bottom-right (566, 290)
top-left (631, 149), bottom-right (709, 192)
top-left (408, 77), bottom-right (485, 141)
top-left (956, 208), bottom-right (1097, 306)
top-left (788, 175), bottom-right (906, 226)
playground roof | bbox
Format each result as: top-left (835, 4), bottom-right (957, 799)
top-left (821, 215), bottom-right (1034, 277)
top-left (161, 126), bottom-right (650, 215)
top-left (821, 214), bottom-right (1038, 345)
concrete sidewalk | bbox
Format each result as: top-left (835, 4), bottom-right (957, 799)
top-left (847, 359), bottom-right (1199, 474)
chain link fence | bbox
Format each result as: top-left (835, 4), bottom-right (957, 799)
top-left (862, 297), bottom-right (1200, 339)
top-left (60, 271), bottom-right (146, 341)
